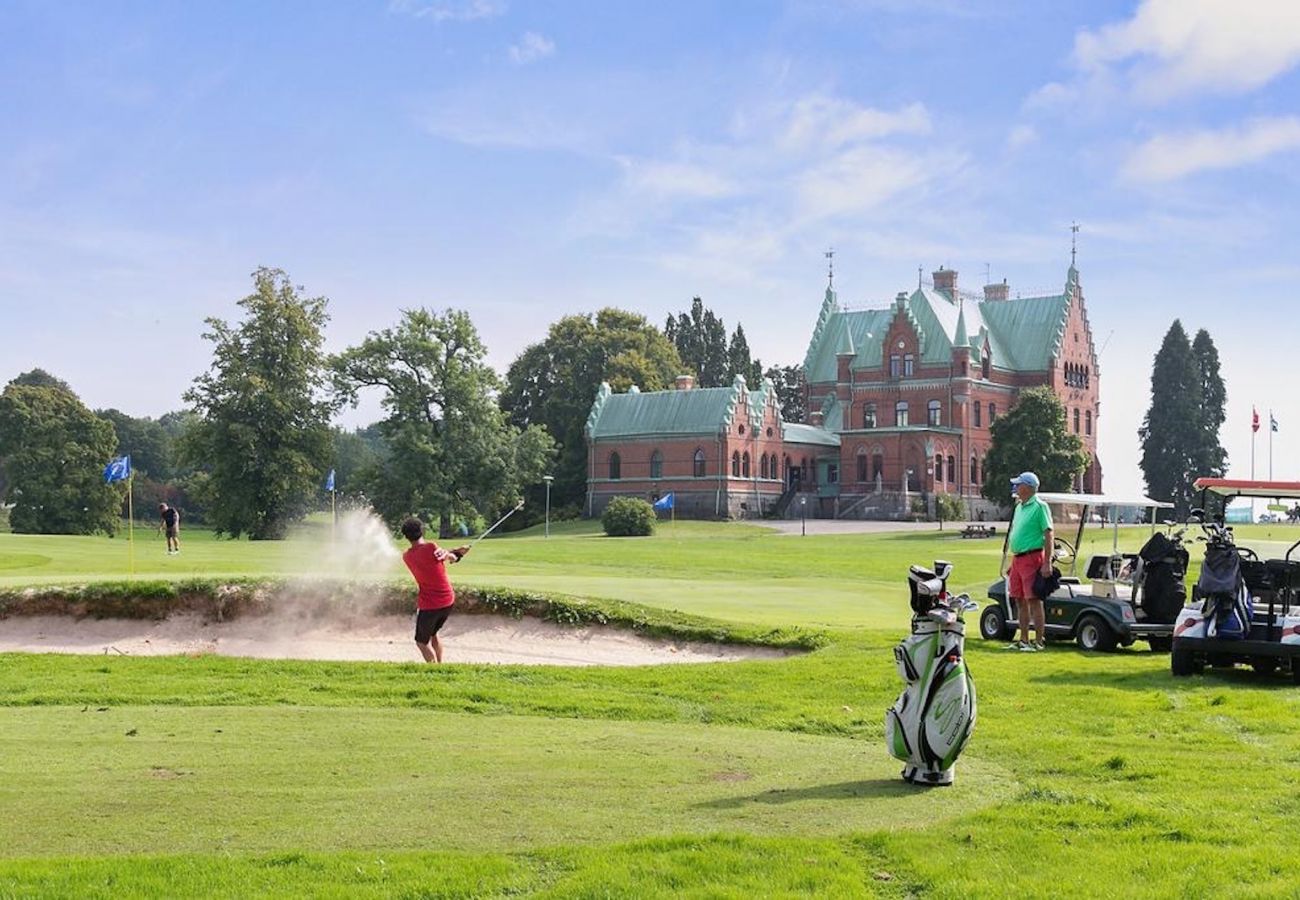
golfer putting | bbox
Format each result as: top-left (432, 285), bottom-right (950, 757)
top-left (401, 517), bottom-right (470, 663)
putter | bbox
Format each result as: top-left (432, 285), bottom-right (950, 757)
top-left (468, 499), bottom-right (525, 548)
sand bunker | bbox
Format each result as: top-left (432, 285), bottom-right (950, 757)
top-left (0, 612), bottom-right (793, 667)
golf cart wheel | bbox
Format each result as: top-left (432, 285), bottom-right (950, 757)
top-left (979, 605), bottom-right (1014, 641)
top-left (1171, 646), bottom-right (1201, 676)
top-left (1076, 614), bottom-right (1118, 652)
top-left (1292, 662), bottom-right (1300, 686)
top-left (1147, 636), bottom-right (1173, 654)
top-left (1251, 657), bottom-right (1279, 676)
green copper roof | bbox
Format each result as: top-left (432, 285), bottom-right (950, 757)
top-left (804, 308), bottom-right (893, 383)
top-left (585, 375), bottom-right (778, 440)
top-left (977, 293), bottom-right (1069, 370)
top-left (783, 423), bottom-right (841, 447)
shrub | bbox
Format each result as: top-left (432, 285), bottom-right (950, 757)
top-left (935, 493), bottom-right (966, 522)
top-left (602, 496), bottom-right (656, 537)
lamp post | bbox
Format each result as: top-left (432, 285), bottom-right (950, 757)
top-left (800, 495), bottom-right (807, 537)
top-left (543, 475), bottom-right (554, 538)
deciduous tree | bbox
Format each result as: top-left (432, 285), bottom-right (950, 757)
top-left (982, 386), bottom-right (1089, 502)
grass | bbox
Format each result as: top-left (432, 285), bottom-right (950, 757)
top-left (4, 518), bottom-right (1300, 896)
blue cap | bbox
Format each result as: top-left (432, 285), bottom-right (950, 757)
top-left (1010, 471), bottom-right (1040, 490)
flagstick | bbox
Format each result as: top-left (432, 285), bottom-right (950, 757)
top-left (1269, 410), bottom-right (1273, 481)
top-left (331, 487), bottom-right (337, 545)
top-left (127, 473), bottom-right (135, 578)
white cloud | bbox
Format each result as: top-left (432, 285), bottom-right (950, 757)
top-left (1123, 116), bottom-right (1300, 182)
top-left (388, 0), bottom-right (505, 24)
top-left (1005, 124), bottom-right (1038, 150)
top-left (617, 158), bottom-right (738, 200)
top-left (509, 31), bottom-right (555, 65)
top-left (779, 96), bottom-right (930, 152)
top-left (1068, 0), bottom-right (1300, 102)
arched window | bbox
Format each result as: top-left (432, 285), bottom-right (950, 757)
top-left (988, 402), bottom-right (997, 421)
top-left (760, 454), bottom-right (768, 479)
top-left (895, 401), bottom-right (909, 427)
top-left (731, 451), bottom-right (740, 477)
top-left (608, 452), bottom-right (621, 480)
top-left (1086, 410), bottom-right (1093, 436)
top-left (928, 399), bottom-right (941, 426)
top-left (863, 402), bottom-right (877, 428)
top-left (649, 449), bottom-right (663, 479)
top-left (856, 449), bottom-right (868, 482)
top-left (973, 400), bottom-right (982, 428)
top-left (982, 355), bottom-right (991, 379)
top-left (742, 452), bottom-right (751, 478)
top-left (935, 454), bottom-right (944, 483)
top-left (1073, 408), bottom-right (1080, 433)
top-left (947, 455), bottom-right (955, 483)
top-left (970, 455), bottom-right (978, 484)
top-left (872, 452), bottom-right (884, 482)
top-left (693, 448), bottom-right (706, 478)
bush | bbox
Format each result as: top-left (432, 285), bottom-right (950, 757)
top-left (602, 496), bottom-right (656, 537)
top-left (935, 493), bottom-right (966, 522)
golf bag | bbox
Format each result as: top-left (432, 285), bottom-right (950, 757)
top-left (1138, 531), bottom-right (1189, 624)
top-left (1197, 543), bottom-right (1252, 640)
top-left (884, 560), bottom-right (977, 787)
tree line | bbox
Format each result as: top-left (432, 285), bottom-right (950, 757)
top-left (0, 267), bottom-right (803, 538)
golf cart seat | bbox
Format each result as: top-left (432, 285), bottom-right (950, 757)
top-left (1085, 553), bottom-right (1139, 582)
top-left (1265, 558), bottom-right (1300, 590)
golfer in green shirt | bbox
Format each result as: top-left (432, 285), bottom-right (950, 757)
top-left (1006, 471), bottom-right (1054, 651)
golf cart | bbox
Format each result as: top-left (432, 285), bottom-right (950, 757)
top-left (1171, 479), bottom-right (1300, 683)
top-left (979, 492), bottom-right (1181, 652)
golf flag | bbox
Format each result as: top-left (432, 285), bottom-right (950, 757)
top-left (1271, 412), bottom-right (1279, 433)
top-left (1252, 407), bottom-right (1260, 433)
top-left (653, 492), bottom-right (675, 511)
top-left (325, 469), bottom-right (335, 492)
top-left (104, 455), bottom-right (131, 484)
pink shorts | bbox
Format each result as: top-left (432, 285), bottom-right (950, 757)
top-left (1008, 549), bottom-right (1045, 600)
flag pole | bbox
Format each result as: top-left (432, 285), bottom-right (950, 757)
top-left (127, 472), bottom-right (135, 578)
top-left (1269, 410), bottom-right (1274, 481)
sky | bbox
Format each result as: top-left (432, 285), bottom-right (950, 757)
top-left (3, 0), bottom-right (1299, 498)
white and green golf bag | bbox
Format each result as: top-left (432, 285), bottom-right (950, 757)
top-left (884, 560), bottom-right (978, 787)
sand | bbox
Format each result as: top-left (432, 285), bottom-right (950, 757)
top-left (0, 611), bottom-right (793, 667)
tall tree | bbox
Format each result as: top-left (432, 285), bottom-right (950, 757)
top-left (1191, 328), bottom-right (1228, 479)
top-left (502, 308), bottom-right (682, 511)
top-left (763, 364), bottom-right (806, 423)
top-left (982, 386), bottom-right (1089, 502)
top-left (180, 267), bottom-right (335, 539)
top-left (1138, 320), bottom-right (1201, 515)
top-left (666, 297), bottom-right (729, 387)
top-left (0, 380), bottom-right (121, 534)
top-left (10, 368), bottom-right (73, 392)
top-left (727, 323), bottom-right (763, 386)
top-left (332, 308), bottom-right (555, 533)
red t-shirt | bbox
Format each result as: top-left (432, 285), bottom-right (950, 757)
top-left (402, 541), bottom-right (455, 610)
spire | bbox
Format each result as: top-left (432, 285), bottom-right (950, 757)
top-left (836, 324), bottom-right (855, 357)
top-left (954, 300), bottom-right (969, 348)
top-left (824, 246), bottom-right (834, 288)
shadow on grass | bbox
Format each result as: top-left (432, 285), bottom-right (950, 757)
top-left (1028, 666), bottom-right (1299, 692)
top-left (695, 778), bottom-right (920, 809)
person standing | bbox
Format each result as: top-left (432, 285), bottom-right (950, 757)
top-left (400, 517), bottom-right (469, 663)
top-left (1005, 472), bottom-right (1053, 651)
top-left (158, 503), bottom-right (181, 555)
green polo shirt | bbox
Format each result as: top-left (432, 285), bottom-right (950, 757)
top-left (1009, 494), bottom-right (1052, 554)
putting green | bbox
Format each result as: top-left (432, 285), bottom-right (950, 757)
top-left (0, 707), bottom-right (1008, 858)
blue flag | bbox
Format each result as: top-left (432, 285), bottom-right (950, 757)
top-left (653, 492), bottom-right (674, 511)
top-left (104, 455), bottom-right (131, 484)
top-left (325, 469), bottom-right (336, 492)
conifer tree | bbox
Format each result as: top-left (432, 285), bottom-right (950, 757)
top-left (1138, 320), bottom-right (1201, 515)
top-left (1191, 328), bottom-right (1228, 479)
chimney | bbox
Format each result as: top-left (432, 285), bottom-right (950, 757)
top-left (675, 374), bottom-right (695, 391)
top-left (932, 266), bottom-right (957, 298)
top-left (983, 278), bottom-right (1009, 302)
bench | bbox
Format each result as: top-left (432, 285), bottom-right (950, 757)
top-left (960, 524), bottom-right (997, 539)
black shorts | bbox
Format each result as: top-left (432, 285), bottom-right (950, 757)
top-left (414, 608), bottom-right (451, 643)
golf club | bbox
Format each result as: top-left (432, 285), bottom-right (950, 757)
top-left (468, 499), bottom-right (526, 548)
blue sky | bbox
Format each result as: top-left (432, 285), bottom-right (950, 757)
top-left (3, 0), bottom-right (1299, 497)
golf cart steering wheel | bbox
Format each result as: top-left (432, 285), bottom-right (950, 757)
top-left (1053, 536), bottom-right (1076, 563)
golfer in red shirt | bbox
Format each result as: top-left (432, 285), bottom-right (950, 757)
top-left (401, 517), bottom-right (469, 663)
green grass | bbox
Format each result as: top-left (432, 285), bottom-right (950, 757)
top-left (5, 519), bottom-right (1300, 895)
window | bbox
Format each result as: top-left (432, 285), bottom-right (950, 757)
top-left (827, 464), bottom-right (839, 484)
top-left (1073, 408), bottom-right (1080, 433)
top-left (973, 400), bottom-right (981, 428)
top-left (935, 454), bottom-right (944, 483)
top-left (895, 401), bottom-right (909, 427)
top-left (1086, 410), bottom-right (1093, 436)
top-left (982, 356), bottom-right (991, 379)
top-left (863, 402), bottom-right (877, 428)
top-left (608, 452), bottom-right (621, 480)
top-left (857, 451), bottom-right (868, 482)
top-left (760, 454), bottom-right (769, 479)
top-left (872, 453), bottom-right (884, 482)
top-left (970, 456), bottom-right (978, 484)
top-left (693, 448), bottom-right (706, 478)
top-left (928, 399), bottom-right (941, 426)
top-left (904, 353), bottom-right (915, 377)
top-left (742, 452), bottom-right (751, 478)
top-left (988, 402), bottom-right (997, 422)
top-left (947, 455), bottom-right (955, 483)
top-left (649, 450), bottom-right (662, 479)
top-left (961, 361), bottom-right (968, 375)
top-left (801, 458), bottom-right (808, 483)
top-left (738, 424), bottom-right (745, 435)
top-left (731, 451), bottom-right (740, 477)
top-left (889, 354), bottom-right (901, 378)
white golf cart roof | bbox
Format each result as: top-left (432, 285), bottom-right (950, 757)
top-left (1193, 478), bottom-right (1300, 501)
top-left (1035, 492), bottom-right (1174, 510)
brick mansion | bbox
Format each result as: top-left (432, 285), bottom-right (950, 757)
top-left (585, 263), bottom-right (1102, 519)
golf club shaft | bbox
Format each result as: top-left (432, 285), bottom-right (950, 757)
top-left (470, 501), bottom-right (524, 547)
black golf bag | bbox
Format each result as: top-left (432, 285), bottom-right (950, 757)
top-left (1196, 543), bottom-right (1252, 640)
top-left (1138, 531), bottom-right (1188, 624)
top-left (884, 560), bottom-right (977, 787)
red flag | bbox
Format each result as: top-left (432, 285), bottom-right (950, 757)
top-left (1252, 407), bottom-right (1260, 433)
